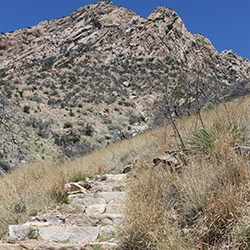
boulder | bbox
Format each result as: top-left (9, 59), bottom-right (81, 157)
top-left (8, 224), bottom-right (30, 243)
top-left (235, 145), bottom-right (250, 158)
top-left (85, 204), bottom-right (106, 215)
top-left (153, 153), bottom-right (179, 167)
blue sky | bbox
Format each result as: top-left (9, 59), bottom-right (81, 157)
top-left (1, 0), bottom-right (249, 59)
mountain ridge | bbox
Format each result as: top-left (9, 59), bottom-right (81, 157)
top-left (0, 0), bottom-right (249, 170)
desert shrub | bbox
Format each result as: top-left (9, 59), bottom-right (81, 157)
top-left (69, 109), bottom-right (75, 117)
top-left (23, 105), bottom-right (30, 114)
top-left (54, 131), bottom-right (94, 158)
top-left (25, 118), bottom-right (50, 138)
top-left (40, 56), bottom-right (55, 71)
top-left (83, 123), bottom-right (94, 136)
top-left (48, 98), bottom-right (60, 106)
top-left (63, 121), bottom-right (73, 128)
top-left (129, 114), bottom-right (145, 125)
top-left (0, 69), bottom-right (7, 78)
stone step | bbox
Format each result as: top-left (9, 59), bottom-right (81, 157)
top-left (0, 240), bottom-right (119, 250)
top-left (8, 224), bottom-right (100, 244)
top-left (0, 243), bottom-right (28, 250)
top-left (38, 226), bottom-right (100, 243)
top-left (6, 174), bottom-right (127, 248)
top-left (96, 191), bottom-right (126, 204)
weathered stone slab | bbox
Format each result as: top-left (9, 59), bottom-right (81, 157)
top-left (98, 213), bottom-right (123, 225)
top-left (85, 204), bottom-right (106, 215)
top-left (105, 174), bottom-right (127, 182)
top-left (82, 197), bottom-right (107, 206)
top-left (0, 244), bottom-right (24, 250)
top-left (105, 204), bottom-right (124, 213)
top-left (99, 225), bottom-right (117, 239)
top-left (36, 243), bottom-right (80, 250)
top-left (38, 226), bottom-right (99, 243)
top-left (8, 224), bottom-right (30, 242)
top-left (97, 192), bottom-right (126, 204)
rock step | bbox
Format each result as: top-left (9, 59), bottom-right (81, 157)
top-left (68, 191), bottom-right (126, 206)
top-left (8, 222), bottom-right (122, 244)
top-left (0, 241), bottom-right (118, 250)
top-left (5, 174), bottom-right (127, 248)
top-left (38, 226), bottom-right (100, 243)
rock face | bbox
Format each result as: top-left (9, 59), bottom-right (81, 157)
top-left (0, 1), bottom-right (249, 169)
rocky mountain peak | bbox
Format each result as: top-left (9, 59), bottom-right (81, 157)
top-left (147, 6), bottom-right (187, 33)
top-left (148, 6), bottom-right (178, 22)
top-left (0, 2), bottom-right (249, 170)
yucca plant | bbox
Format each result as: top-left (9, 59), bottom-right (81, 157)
top-left (186, 120), bottom-right (246, 155)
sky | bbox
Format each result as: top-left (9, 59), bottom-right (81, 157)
top-left (0, 0), bottom-right (249, 60)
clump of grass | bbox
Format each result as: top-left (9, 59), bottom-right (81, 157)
top-left (0, 161), bottom-right (73, 237)
top-left (52, 193), bottom-right (69, 204)
top-left (186, 120), bottom-right (246, 155)
top-left (69, 171), bottom-right (89, 182)
top-left (29, 209), bottom-right (38, 217)
top-left (121, 144), bottom-right (250, 249)
top-left (100, 175), bottom-right (107, 181)
top-left (120, 165), bottom-right (188, 249)
top-left (27, 228), bottom-right (39, 239)
top-left (233, 219), bottom-right (250, 248)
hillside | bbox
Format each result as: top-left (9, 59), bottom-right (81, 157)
top-left (0, 96), bottom-right (249, 249)
top-left (0, 0), bottom-right (249, 170)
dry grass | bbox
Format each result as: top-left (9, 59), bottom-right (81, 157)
top-left (120, 96), bottom-right (250, 249)
top-left (0, 96), bottom-right (249, 248)
top-left (0, 162), bottom-right (66, 236)
top-left (120, 165), bottom-right (189, 250)
top-left (0, 115), bottom-right (167, 238)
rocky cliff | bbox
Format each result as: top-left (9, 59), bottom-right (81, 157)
top-left (0, 0), bottom-right (249, 170)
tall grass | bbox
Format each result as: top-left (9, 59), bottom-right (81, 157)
top-left (120, 165), bottom-right (189, 250)
top-left (120, 96), bottom-right (250, 249)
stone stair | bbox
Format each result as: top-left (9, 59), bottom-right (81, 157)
top-left (0, 174), bottom-right (127, 250)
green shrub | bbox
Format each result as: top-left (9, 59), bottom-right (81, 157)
top-left (52, 193), bottom-right (69, 204)
top-left (23, 105), bottom-right (31, 114)
top-left (64, 121), bottom-right (73, 128)
top-left (186, 121), bottom-right (245, 154)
